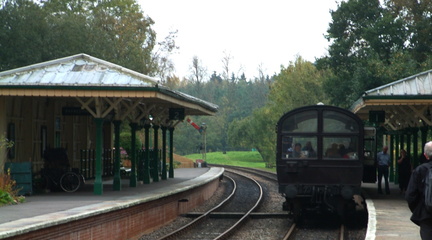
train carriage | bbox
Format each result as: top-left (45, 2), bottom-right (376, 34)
top-left (276, 104), bottom-right (368, 222)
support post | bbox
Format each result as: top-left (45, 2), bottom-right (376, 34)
top-left (152, 125), bottom-right (159, 182)
top-left (169, 127), bottom-right (174, 178)
top-left (390, 133), bottom-right (395, 180)
top-left (421, 126), bottom-right (429, 165)
top-left (161, 126), bottom-right (167, 180)
top-left (93, 118), bottom-right (104, 195)
top-left (129, 122), bottom-right (138, 187)
top-left (143, 124), bottom-right (151, 184)
top-left (113, 120), bottom-right (121, 191)
top-left (393, 133), bottom-right (400, 182)
top-left (421, 126), bottom-right (429, 148)
top-left (413, 128), bottom-right (419, 167)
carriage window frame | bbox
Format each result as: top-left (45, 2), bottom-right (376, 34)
top-left (279, 108), bottom-right (362, 161)
top-left (322, 136), bottom-right (359, 160)
top-left (281, 136), bottom-right (318, 159)
top-left (282, 110), bottom-right (318, 133)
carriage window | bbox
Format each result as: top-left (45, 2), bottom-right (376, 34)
top-left (282, 110), bottom-right (318, 133)
top-left (323, 137), bottom-right (358, 159)
top-left (323, 110), bottom-right (359, 133)
top-left (282, 136), bottom-right (317, 159)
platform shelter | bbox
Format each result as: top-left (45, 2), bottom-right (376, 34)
top-left (0, 54), bottom-right (218, 195)
top-left (351, 69), bottom-right (432, 182)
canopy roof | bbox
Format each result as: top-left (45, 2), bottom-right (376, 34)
top-left (0, 54), bottom-right (218, 122)
top-left (351, 69), bottom-right (432, 131)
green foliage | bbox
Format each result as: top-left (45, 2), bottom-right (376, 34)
top-left (323, 0), bottom-right (432, 107)
top-left (184, 151), bottom-right (271, 171)
top-left (0, 170), bottom-right (24, 206)
top-left (0, 135), bottom-right (14, 150)
top-left (0, 0), bottom-right (177, 77)
top-left (173, 71), bottom-right (271, 155)
top-left (0, 135), bottom-right (14, 174)
top-left (0, 189), bottom-right (14, 205)
top-left (269, 57), bottom-right (329, 113)
top-left (228, 56), bottom-right (328, 167)
top-left (119, 131), bottom-right (142, 154)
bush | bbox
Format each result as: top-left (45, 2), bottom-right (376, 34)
top-left (0, 170), bottom-right (25, 206)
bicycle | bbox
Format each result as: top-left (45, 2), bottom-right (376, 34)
top-left (39, 168), bottom-right (84, 193)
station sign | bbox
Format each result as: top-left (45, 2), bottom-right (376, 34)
top-left (169, 108), bottom-right (185, 120)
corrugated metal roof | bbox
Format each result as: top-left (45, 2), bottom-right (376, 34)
top-left (365, 69), bottom-right (432, 96)
top-left (350, 69), bottom-right (432, 131)
top-left (0, 53), bottom-right (218, 114)
top-left (0, 53), bottom-right (158, 87)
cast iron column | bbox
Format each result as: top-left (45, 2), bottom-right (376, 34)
top-left (113, 120), bottom-right (121, 191)
top-left (161, 126), bottom-right (167, 180)
top-left (94, 118), bottom-right (104, 195)
top-left (129, 122), bottom-right (137, 187)
top-left (152, 125), bottom-right (159, 182)
top-left (169, 127), bottom-right (174, 178)
top-left (143, 124), bottom-right (151, 184)
top-left (413, 128), bottom-right (419, 167)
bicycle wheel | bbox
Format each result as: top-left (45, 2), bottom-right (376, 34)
top-left (60, 172), bottom-right (81, 192)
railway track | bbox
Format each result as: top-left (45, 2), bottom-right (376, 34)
top-left (141, 165), bottom-right (366, 240)
top-left (282, 223), bottom-right (346, 240)
top-left (155, 170), bottom-right (263, 240)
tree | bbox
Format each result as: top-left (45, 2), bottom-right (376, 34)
top-left (152, 30), bottom-right (179, 81)
top-left (322, 0), bottom-right (432, 107)
top-left (0, 0), bottom-right (49, 70)
top-left (228, 56), bottom-right (328, 166)
top-left (189, 56), bottom-right (207, 86)
top-left (269, 57), bottom-right (329, 113)
top-left (221, 50), bottom-right (232, 82)
top-left (387, 0), bottom-right (432, 63)
top-left (0, 0), bottom-right (178, 77)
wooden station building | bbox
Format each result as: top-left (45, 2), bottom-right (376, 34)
top-left (0, 54), bottom-right (218, 195)
top-left (351, 69), bottom-right (432, 182)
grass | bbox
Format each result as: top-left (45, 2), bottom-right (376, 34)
top-left (184, 151), bottom-right (275, 172)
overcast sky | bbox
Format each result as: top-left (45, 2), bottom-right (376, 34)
top-left (138, 0), bottom-right (340, 79)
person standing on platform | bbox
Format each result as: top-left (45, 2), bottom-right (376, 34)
top-left (377, 146), bottom-right (391, 194)
top-left (397, 149), bottom-right (411, 194)
top-left (406, 141), bottom-right (432, 240)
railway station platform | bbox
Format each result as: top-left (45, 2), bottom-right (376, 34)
top-left (363, 181), bottom-right (421, 240)
top-left (0, 167), bottom-right (224, 240)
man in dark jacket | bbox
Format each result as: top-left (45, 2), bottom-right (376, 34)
top-left (406, 141), bottom-right (432, 239)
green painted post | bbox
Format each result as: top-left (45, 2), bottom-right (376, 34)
top-left (152, 125), bottom-right (159, 182)
top-left (413, 128), bottom-right (419, 167)
top-left (169, 127), bottom-right (174, 178)
top-left (421, 126), bottom-right (429, 165)
top-left (143, 124), bottom-right (151, 184)
top-left (161, 126), bottom-right (167, 180)
top-left (94, 118), bottom-right (104, 195)
top-left (393, 133), bottom-right (400, 182)
top-left (390, 134), bottom-right (395, 182)
top-left (129, 122), bottom-right (137, 187)
top-left (421, 126), bottom-right (429, 148)
top-left (113, 120), bottom-right (121, 191)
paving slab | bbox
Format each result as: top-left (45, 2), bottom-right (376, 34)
top-left (363, 182), bottom-right (420, 240)
top-left (0, 167), bottom-right (222, 239)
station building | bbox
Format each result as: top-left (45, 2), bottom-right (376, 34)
top-left (0, 54), bottom-right (218, 195)
top-left (351, 69), bottom-right (432, 182)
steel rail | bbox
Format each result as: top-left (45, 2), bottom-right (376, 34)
top-left (214, 170), bottom-right (264, 240)
top-left (156, 175), bottom-right (237, 240)
top-left (282, 223), bottom-right (297, 240)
